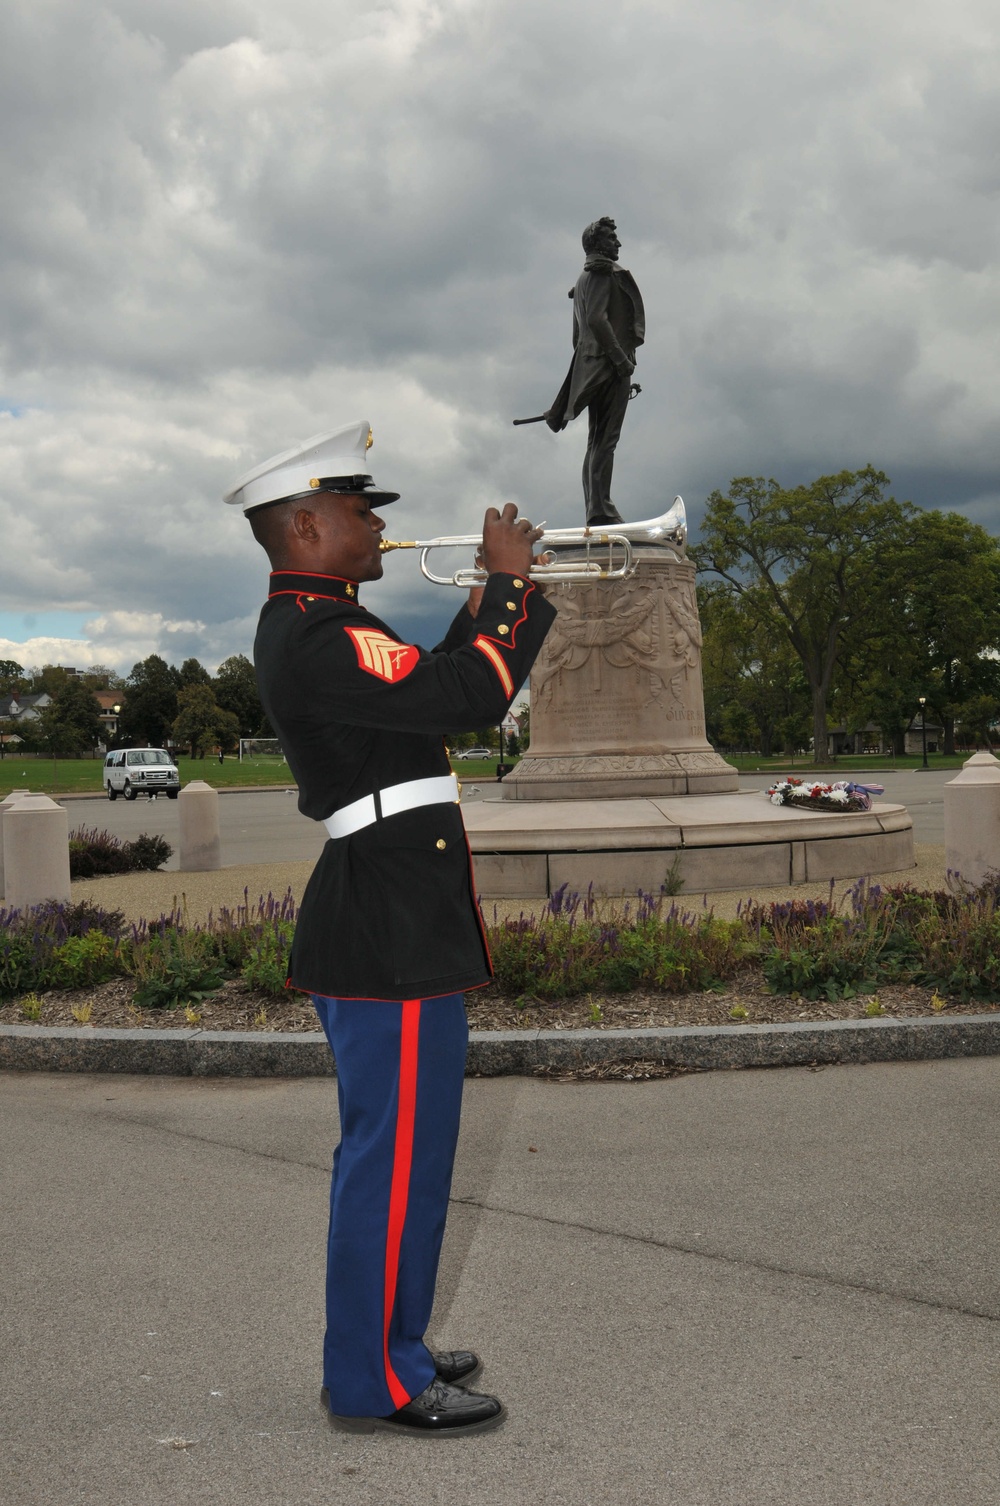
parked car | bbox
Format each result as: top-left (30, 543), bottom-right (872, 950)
top-left (452, 746), bottom-right (494, 760)
top-left (103, 748), bottom-right (180, 801)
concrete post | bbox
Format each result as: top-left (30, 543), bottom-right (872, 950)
top-left (178, 780), bottom-right (222, 871)
top-left (0, 790), bottom-right (32, 901)
top-left (3, 795), bottom-right (71, 909)
top-left (944, 751), bottom-right (1000, 891)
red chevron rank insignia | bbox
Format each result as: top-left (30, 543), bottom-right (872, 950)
top-left (345, 626), bottom-right (420, 683)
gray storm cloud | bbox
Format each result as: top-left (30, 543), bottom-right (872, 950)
top-left (1, 0), bottom-right (998, 669)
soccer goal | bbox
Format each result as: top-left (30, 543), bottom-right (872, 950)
top-left (238, 737), bottom-right (285, 763)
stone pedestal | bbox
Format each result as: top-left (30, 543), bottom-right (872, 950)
top-left (503, 547), bottom-right (737, 800)
top-left (944, 750), bottom-right (1000, 890)
top-left (0, 790), bottom-right (32, 900)
top-left (178, 781), bottom-right (222, 872)
top-left (2, 794), bottom-right (71, 909)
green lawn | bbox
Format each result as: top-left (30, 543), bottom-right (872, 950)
top-left (1, 747), bottom-right (976, 799)
top-left (723, 750), bottom-right (971, 773)
top-left (0, 754), bottom-right (296, 798)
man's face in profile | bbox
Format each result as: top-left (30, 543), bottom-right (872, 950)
top-left (593, 222), bottom-right (621, 260)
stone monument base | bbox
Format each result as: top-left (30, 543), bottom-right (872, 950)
top-left (502, 749), bottom-right (737, 800)
top-left (500, 546), bottom-right (739, 801)
top-left (463, 790), bottom-right (914, 898)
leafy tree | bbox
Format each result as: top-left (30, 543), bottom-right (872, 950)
top-left (34, 679), bottom-right (105, 754)
top-left (177, 657), bottom-right (213, 688)
top-left (836, 510), bottom-right (1000, 754)
top-left (172, 684), bottom-right (240, 758)
top-left (898, 511), bottom-right (1000, 754)
top-left (214, 654), bottom-right (265, 736)
top-left (693, 468), bottom-right (912, 764)
top-left (83, 664), bottom-right (126, 690)
top-left (0, 659), bottom-right (26, 694)
top-left (117, 655), bottom-right (178, 747)
top-left (956, 693), bottom-right (1000, 751)
top-left (29, 664), bottom-right (72, 696)
top-left (699, 583), bottom-right (812, 755)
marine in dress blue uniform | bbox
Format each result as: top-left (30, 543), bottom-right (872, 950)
top-left (225, 421), bottom-right (556, 1437)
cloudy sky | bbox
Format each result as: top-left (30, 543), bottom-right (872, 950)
top-left (1, 0), bottom-right (998, 674)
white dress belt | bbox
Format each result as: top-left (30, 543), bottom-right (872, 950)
top-left (322, 773), bottom-right (460, 841)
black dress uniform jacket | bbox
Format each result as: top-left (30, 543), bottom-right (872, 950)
top-left (254, 567), bottom-right (556, 1001)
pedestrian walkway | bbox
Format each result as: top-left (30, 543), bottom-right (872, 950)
top-left (2, 1059), bottom-right (997, 1505)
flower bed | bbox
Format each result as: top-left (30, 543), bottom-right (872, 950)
top-left (4, 876), bottom-right (1000, 1017)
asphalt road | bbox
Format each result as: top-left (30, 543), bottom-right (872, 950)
top-left (2, 1058), bottom-right (997, 1506)
top-left (57, 769), bottom-right (952, 868)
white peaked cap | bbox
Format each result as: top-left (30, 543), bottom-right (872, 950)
top-left (223, 419), bottom-right (400, 513)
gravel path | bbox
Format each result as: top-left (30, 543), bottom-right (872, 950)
top-left (72, 843), bottom-right (949, 925)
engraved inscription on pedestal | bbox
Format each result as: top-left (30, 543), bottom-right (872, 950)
top-left (503, 549), bottom-right (737, 800)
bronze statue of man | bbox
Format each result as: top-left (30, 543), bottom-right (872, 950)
top-left (544, 217), bottom-right (645, 526)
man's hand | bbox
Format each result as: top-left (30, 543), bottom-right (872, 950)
top-left (481, 503), bottom-right (544, 579)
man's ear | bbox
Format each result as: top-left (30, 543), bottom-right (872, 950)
top-left (291, 506), bottom-right (320, 543)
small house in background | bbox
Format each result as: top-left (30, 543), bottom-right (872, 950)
top-left (0, 691), bottom-right (52, 737)
top-left (904, 718), bottom-right (943, 756)
top-left (93, 688), bottom-right (123, 742)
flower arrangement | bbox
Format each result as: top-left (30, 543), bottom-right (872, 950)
top-left (765, 777), bottom-right (884, 813)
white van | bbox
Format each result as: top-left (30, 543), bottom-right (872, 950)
top-left (102, 748), bottom-right (180, 801)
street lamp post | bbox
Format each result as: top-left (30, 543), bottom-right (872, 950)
top-left (918, 695), bottom-right (929, 771)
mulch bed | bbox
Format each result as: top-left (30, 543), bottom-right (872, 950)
top-left (2, 972), bottom-right (998, 1033)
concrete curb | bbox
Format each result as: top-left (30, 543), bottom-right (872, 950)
top-left (2, 1014), bottom-right (998, 1078)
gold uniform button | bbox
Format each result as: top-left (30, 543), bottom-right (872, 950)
top-left (306, 596), bottom-right (315, 601)
top-left (497, 624), bottom-right (509, 635)
top-left (512, 578), bottom-right (523, 588)
top-left (506, 601), bottom-right (517, 610)
top-left (436, 838), bottom-right (447, 850)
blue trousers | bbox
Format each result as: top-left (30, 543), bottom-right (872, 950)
top-left (311, 993), bottom-right (469, 1417)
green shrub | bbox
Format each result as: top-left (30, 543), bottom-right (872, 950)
top-left (68, 827), bottom-right (172, 879)
top-left (240, 921), bottom-right (294, 995)
top-left (486, 905), bottom-right (749, 1000)
top-left (130, 930), bottom-right (224, 1010)
top-left (126, 833), bottom-right (172, 872)
top-left (50, 932), bottom-right (122, 989)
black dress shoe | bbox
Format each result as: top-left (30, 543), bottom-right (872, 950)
top-left (433, 1349), bottom-right (481, 1385)
top-left (321, 1377), bottom-right (506, 1437)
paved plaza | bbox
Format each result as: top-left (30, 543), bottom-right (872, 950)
top-left (3, 1056), bottom-right (998, 1505)
top-left (47, 766), bottom-right (953, 867)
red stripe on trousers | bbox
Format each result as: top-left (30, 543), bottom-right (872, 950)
top-left (383, 998), bottom-right (421, 1410)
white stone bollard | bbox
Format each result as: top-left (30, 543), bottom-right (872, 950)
top-left (178, 780), bottom-right (222, 871)
top-left (944, 751), bottom-right (1000, 891)
top-left (0, 790), bottom-right (32, 901)
top-left (2, 794), bottom-right (71, 910)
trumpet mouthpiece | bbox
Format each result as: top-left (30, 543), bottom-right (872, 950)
top-left (378, 539), bottom-right (413, 553)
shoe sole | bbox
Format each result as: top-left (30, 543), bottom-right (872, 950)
top-left (321, 1390), bottom-right (506, 1438)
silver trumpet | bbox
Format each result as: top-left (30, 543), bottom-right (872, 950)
top-left (378, 497), bottom-right (687, 586)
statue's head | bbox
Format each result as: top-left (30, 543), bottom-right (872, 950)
top-left (582, 217), bottom-right (620, 259)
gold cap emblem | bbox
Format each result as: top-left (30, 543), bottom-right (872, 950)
top-left (366, 428), bottom-right (374, 451)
